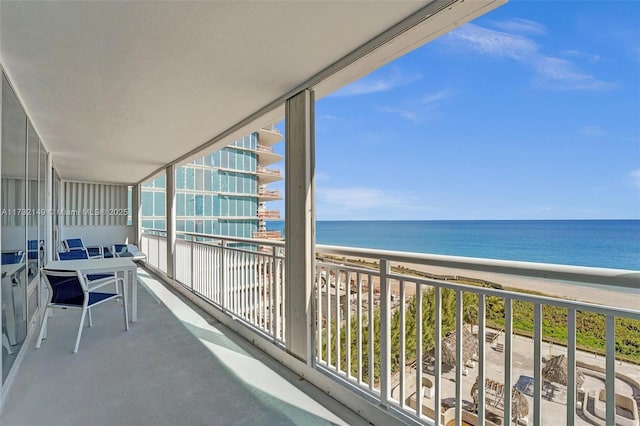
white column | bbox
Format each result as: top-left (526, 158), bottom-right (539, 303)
top-left (284, 89), bottom-right (315, 363)
top-left (166, 165), bottom-right (176, 278)
top-left (132, 184), bottom-right (141, 247)
top-left (45, 153), bottom-right (53, 263)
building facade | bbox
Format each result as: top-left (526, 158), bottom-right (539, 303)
top-left (141, 128), bottom-right (283, 239)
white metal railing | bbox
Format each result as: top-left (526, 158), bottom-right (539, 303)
top-left (138, 230), bottom-right (640, 426)
top-left (140, 228), bottom-right (168, 273)
top-left (316, 245), bottom-right (640, 426)
top-left (143, 230), bottom-right (286, 344)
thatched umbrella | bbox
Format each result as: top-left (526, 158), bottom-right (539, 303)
top-left (542, 354), bottom-right (585, 388)
top-left (440, 328), bottom-right (477, 367)
top-left (511, 388), bottom-right (529, 421)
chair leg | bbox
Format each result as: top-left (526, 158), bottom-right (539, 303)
top-left (74, 308), bottom-right (88, 353)
top-left (121, 279), bottom-right (129, 331)
top-left (36, 308), bottom-right (50, 349)
top-left (88, 308), bottom-right (93, 327)
top-left (2, 332), bottom-right (13, 354)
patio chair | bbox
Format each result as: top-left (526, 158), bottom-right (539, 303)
top-left (62, 238), bottom-right (102, 259)
top-left (112, 244), bottom-right (145, 260)
top-left (36, 269), bottom-right (128, 353)
top-left (102, 246), bottom-right (115, 258)
top-left (28, 239), bottom-right (44, 276)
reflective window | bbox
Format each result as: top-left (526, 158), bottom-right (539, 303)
top-left (2, 74), bottom-right (28, 381)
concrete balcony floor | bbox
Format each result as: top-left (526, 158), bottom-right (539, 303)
top-left (1, 268), bottom-right (367, 426)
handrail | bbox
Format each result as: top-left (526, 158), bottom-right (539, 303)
top-left (317, 244), bottom-right (640, 291)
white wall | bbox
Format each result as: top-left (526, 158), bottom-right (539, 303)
top-left (59, 225), bottom-right (134, 251)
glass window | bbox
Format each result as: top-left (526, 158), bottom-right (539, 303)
top-left (2, 74), bottom-right (28, 380)
top-left (186, 194), bottom-right (195, 216)
top-left (176, 193), bottom-right (186, 216)
top-left (213, 195), bottom-right (220, 216)
top-left (195, 169), bottom-right (204, 191)
top-left (142, 192), bottom-right (154, 216)
top-left (176, 168), bottom-right (185, 189)
top-left (185, 168), bottom-right (195, 190)
top-left (154, 192), bottom-right (166, 216)
top-left (195, 195), bottom-right (204, 216)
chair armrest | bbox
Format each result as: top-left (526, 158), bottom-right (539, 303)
top-left (86, 275), bottom-right (124, 292)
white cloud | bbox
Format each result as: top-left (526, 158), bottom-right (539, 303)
top-left (534, 57), bottom-right (616, 90)
top-left (446, 23), bottom-right (539, 61)
top-left (562, 49), bottom-right (601, 63)
top-left (631, 169), bottom-right (640, 189)
top-left (490, 18), bottom-right (548, 36)
top-left (444, 23), bottom-right (615, 91)
top-left (317, 114), bottom-right (341, 120)
top-left (580, 125), bottom-right (607, 137)
top-left (374, 106), bottom-right (418, 122)
top-left (316, 187), bottom-right (438, 220)
top-left (331, 66), bottom-right (421, 97)
top-left (419, 88), bottom-right (454, 105)
top-left (374, 88), bottom-right (453, 123)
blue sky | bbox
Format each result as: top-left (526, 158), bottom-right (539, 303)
top-left (272, 1), bottom-right (640, 221)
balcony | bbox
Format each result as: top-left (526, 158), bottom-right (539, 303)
top-left (254, 145), bottom-right (282, 166)
top-left (257, 209), bottom-right (281, 219)
top-left (257, 189), bottom-right (282, 201)
top-left (252, 230), bottom-right (282, 240)
top-left (136, 233), bottom-right (639, 426)
top-left (256, 167), bottom-right (282, 184)
top-left (0, 267), bottom-right (365, 426)
top-left (257, 128), bottom-right (283, 147)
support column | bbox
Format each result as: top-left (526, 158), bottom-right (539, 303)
top-left (166, 165), bottom-right (176, 278)
top-left (132, 184), bottom-right (141, 247)
top-left (284, 89), bottom-right (315, 363)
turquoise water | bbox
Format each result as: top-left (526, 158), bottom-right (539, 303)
top-left (270, 220), bottom-right (640, 270)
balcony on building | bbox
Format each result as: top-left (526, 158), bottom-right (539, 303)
top-left (3, 2), bottom-right (639, 426)
top-left (257, 209), bottom-right (281, 219)
top-left (256, 166), bottom-right (282, 184)
top-left (257, 188), bottom-right (282, 201)
top-left (252, 230), bottom-right (282, 240)
top-left (257, 128), bottom-right (283, 147)
top-left (254, 144), bottom-right (283, 167)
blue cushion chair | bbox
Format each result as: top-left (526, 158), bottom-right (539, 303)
top-left (36, 269), bottom-right (128, 353)
top-left (57, 250), bottom-right (115, 284)
top-left (63, 238), bottom-right (102, 259)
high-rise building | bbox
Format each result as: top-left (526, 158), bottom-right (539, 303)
top-left (141, 128), bottom-right (283, 239)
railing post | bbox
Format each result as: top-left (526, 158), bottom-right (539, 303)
top-left (284, 89), bottom-right (315, 364)
top-left (132, 184), bottom-right (141, 247)
top-left (165, 164), bottom-right (176, 279)
top-left (605, 315), bottom-right (616, 426)
top-left (190, 236), bottom-right (194, 291)
top-left (533, 303), bottom-right (542, 426)
top-left (379, 259), bottom-right (391, 407)
top-left (220, 240), bottom-right (227, 311)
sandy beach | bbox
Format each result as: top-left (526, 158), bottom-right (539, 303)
top-left (320, 255), bottom-right (640, 311)
top-left (394, 261), bottom-right (640, 310)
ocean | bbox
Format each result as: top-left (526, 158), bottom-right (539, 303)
top-left (270, 220), bottom-right (640, 271)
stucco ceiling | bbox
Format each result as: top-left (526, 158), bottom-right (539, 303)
top-left (0, 0), bottom-right (504, 184)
